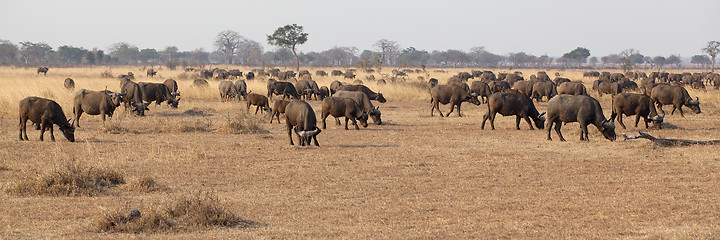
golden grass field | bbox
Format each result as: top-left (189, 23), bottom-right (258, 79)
top-left (0, 66), bottom-right (719, 238)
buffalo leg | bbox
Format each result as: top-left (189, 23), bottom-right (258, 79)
top-left (489, 112), bottom-right (497, 130)
top-left (431, 100), bottom-right (443, 117)
top-left (255, 106), bottom-right (260, 114)
top-left (617, 113), bottom-right (626, 129)
top-left (312, 135), bottom-right (319, 146)
top-left (634, 115), bottom-right (641, 128)
top-left (75, 109), bottom-right (83, 127)
top-left (344, 117), bottom-right (349, 130)
top-left (523, 115), bottom-right (534, 130)
top-left (335, 118), bottom-right (341, 125)
top-left (546, 120), bottom-right (554, 140)
top-left (287, 123), bottom-right (294, 145)
top-left (676, 105), bottom-right (684, 117)
top-left (321, 113), bottom-right (328, 129)
top-left (579, 122), bottom-right (589, 141)
top-left (48, 123), bottom-right (55, 141)
top-left (446, 103), bottom-right (455, 117)
top-left (39, 119), bottom-right (49, 141)
top-left (481, 112), bottom-right (490, 129)
top-left (657, 103), bottom-right (665, 115)
top-left (351, 117), bottom-right (359, 130)
top-left (555, 120), bottom-right (565, 141)
top-left (19, 117), bottom-right (28, 141)
top-left (456, 104), bottom-right (462, 117)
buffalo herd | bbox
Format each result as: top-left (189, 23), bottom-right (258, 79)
top-left (18, 67), bottom-right (714, 146)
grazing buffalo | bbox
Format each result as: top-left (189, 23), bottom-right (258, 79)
top-left (296, 79), bottom-right (320, 101)
top-left (650, 85), bottom-right (700, 117)
top-left (531, 81), bottom-right (557, 102)
top-left (481, 91), bottom-right (546, 130)
top-left (218, 81), bottom-right (240, 101)
top-left (640, 78), bottom-right (655, 95)
top-left (147, 69), bottom-right (157, 77)
top-left (317, 86), bottom-right (330, 101)
top-left (64, 78), bottom-right (75, 90)
top-left (321, 97), bottom-right (368, 130)
top-left (285, 100), bottom-right (321, 146)
top-left (139, 82), bottom-right (180, 108)
top-left (19, 96), bottom-right (75, 142)
top-left (329, 80), bottom-right (343, 95)
top-left (245, 72), bottom-right (255, 80)
top-left (278, 71), bottom-right (296, 81)
top-left (267, 80), bottom-right (301, 100)
top-left (489, 81), bottom-right (511, 93)
top-left (470, 81), bottom-right (492, 103)
top-left (610, 73), bottom-right (625, 82)
top-left (611, 93), bottom-right (664, 129)
top-left (618, 79), bottom-right (639, 92)
top-left (331, 70), bottom-right (343, 76)
top-left (333, 90), bottom-right (382, 125)
top-left (536, 71), bottom-right (551, 82)
top-left (336, 84), bottom-right (386, 103)
top-left (597, 81), bottom-right (621, 97)
top-left (343, 71), bottom-right (356, 79)
top-left (118, 72), bottom-right (135, 80)
top-left (430, 85), bottom-right (480, 117)
top-left (72, 89), bottom-right (125, 127)
top-left (235, 80), bottom-right (248, 100)
top-left (37, 67), bottom-right (49, 75)
top-left (583, 71), bottom-right (600, 77)
top-left (163, 79), bottom-right (179, 95)
top-left (270, 100), bottom-right (291, 124)
top-left (192, 79), bottom-right (209, 87)
top-left (553, 77), bottom-right (571, 86)
top-left (228, 69), bottom-right (243, 79)
top-left (557, 82), bottom-right (587, 95)
top-left (546, 94), bottom-right (616, 142)
top-left (246, 93), bottom-right (271, 114)
top-left (316, 70), bottom-right (328, 76)
top-left (512, 80), bottom-right (535, 97)
top-left (121, 81), bottom-right (149, 116)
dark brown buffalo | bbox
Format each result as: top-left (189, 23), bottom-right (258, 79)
top-left (531, 81), bottom-right (557, 102)
top-left (336, 84), bottom-right (386, 103)
top-left (317, 86), bottom-right (330, 100)
top-left (37, 66), bottom-right (49, 75)
top-left (246, 93), bottom-right (271, 114)
top-left (618, 79), bottom-right (639, 92)
top-left (553, 77), bottom-right (571, 86)
top-left (343, 71), bottom-right (356, 79)
top-left (163, 79), bottom-right (179, 95)
top-left (285, 100), bottom-right (321, 146)
top-left (597, 81), bottom-right (621, 97)
top-left (504, 73), bottom-right (523, 86)
top-left (267, 80), bottom-right (301, 100)
top-left (333, 90), bottom-right (382, 125)
top-left (640, 78), bottom-right (655, 95)
top-left (512, 80), bottom-right (535, 97)
top-left (557, 82), bottom-right (587, 95)
top-left (481, 92), bottom-right (546, 130)
top-left (64, 78), bottom-right (75, 90)
top-left (479, 72), bottom-right (495, 82)
top-left (270, 100), bottom-right (291, 124)
top-left (536, 71), bottom-right (551, 82)
top-left (546, 94), bottom-right (616, 142)
top-left (650, 85), bottom-right (700, 117)
top-left (139, 82), bottom-right (180, 108)
top-left (19, 96), bottom-right (75, 142)
top-left (296, 79), bottom-right (320, 101)
top-left (72, 89), bottom-right (125, 127)
top-left (609, 73), bottom-right (625, 81)
top-left (583, 71), bottom-right (600, 77)
top-left (245, 72), bottom-right (255, 80)
top-left (331, 70), bottom-right (343, 77)
top-left (316, 70), bottom-right (328, 76)
top-left (121, 80), bottom-right (149, 116)
top-left (278, 71), bottom-right (296, 81)
top-left (430, 85), bottom-right (480, 117)
top-left (610, 93), bottom-right (664, 129)
top-left (489, 81), bottom-right (511, 93)
top-left (228, 69), bottom-right (243, 78)
top-left (448, 80), bottom-right (470, 93)
top-left (147, 69), bottom-right (157, 77)
top-left (321, 97), bottom-right (368, 130)
top-left (470, 81), bottom-right (492, 103)
top-left (330, 80), bottom-right (343, 95)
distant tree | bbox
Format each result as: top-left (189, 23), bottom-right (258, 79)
top-left (324, 46), bottom-right (357, 66)
top-left (666, 54), bottom-right (682, 68)
top-left (0, 40), bottom-right (18, 64)
top-left (108, 42), bottom-right (139, 64)
top-left (95, 50), bottom-right (104, 64)
top-left (214, 30), bottom-right (246, 64)
top-left (508, 52), bottom-right (536, 67)
top-left (85, 51), bottom-right (95, 64)
top-left (374, 39), bottom-right (400, 66)
top-left (702, 40), bottom-right (719, 72)
top-left (57, 45), bottom-right (88, 64)
top-left (236, 40), bottom-right (263, 66)
top-left (469, 47), bottom-right (503, 67)
top-left (619, 49), bottom-right (642, 72)
top-left (690, 55), bottom-right (711, 68)
top-left (355, 51), bottom-right (382, 71)
top-left (267, 24), bottom-right (308, 71)
top-left (162, 46), bottom-right (179, 62)
top-left (588, 56), bottom-right (598, 65)
top-left (396, 47), bottom-right (430, 67)
top-left (137, 48), bottom-right (160, 64)
top-left (19, 41), bottom-right (52, 64)
top-left (652, 56), bottom-right (667, 70)
top-left (536, 55), bottom-right (552, 68)
top-left (601, 54), bottom-right (621, 65)
top-left (191, 48), bottom-right (209, 64)
top-left (561, 47), bottom-right (591, 66)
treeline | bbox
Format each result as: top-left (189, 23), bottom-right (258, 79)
top-left (0, 39), bottom-right (714, 70)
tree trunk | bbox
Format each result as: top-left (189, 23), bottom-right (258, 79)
top-left (292, 47), bottom-right (299, 72)
top-left (712, 56), bottom-right (716, 73)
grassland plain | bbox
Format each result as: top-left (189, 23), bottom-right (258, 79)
top-left (0, 66), bottom-right (719, 238)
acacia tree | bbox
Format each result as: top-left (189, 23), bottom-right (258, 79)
top-left (267, 24), bottom-right (308, 71)
top-left (561, 47), bottom-right (591, 67)
top-left (374, 39), bottom-right (399, 66)
top-left (691, 55), bottom-right (711, 68)
top-left (702, 40), bottom-right (719, 72)
top-left (214, 30), bottom-right (246, 65)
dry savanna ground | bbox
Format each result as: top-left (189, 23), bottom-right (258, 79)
top-left (0, 66), bottom-right (719, 238)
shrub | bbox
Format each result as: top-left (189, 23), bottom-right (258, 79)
top-left (7, 160), bottom-right (124, 196)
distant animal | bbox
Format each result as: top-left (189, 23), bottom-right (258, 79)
top-left (489, 81), bottom-right (511, 93)
top-left (597, 81), bottom-right (621, 97)
top-left (504, 74), bottom-right (523, 86)
top-left (481, 91), bottom-right (546, 130)
top-left (270, 100), bottom-right (291, 124)
top-left (218, 81), bottom-right (240, 101)
top-left (545, 94), bottom-right (616, 142)
top-left (315, 70), bottom-right (328, 77)
top-left (531, 81), bottom-right (557, 102)
top-left (377, 79), bottom-right (386, 85)
top-left (245, 72), bottom-right (255, 80)
top-left (284, 100), bottom-right (321, 146)
top-left (649, 85), bottom-right (700, 117)
top-left (138, 82), bottom-right (180, 108)
top-left (72, 89), bottom-right (125, 127)
top-left (583, 71), bottom-right (600, 78)
top-left (278, 71), bottom-right (296, 81)
top-left (512, 80), bottom-right (535, 97)
top-left (37, 67), bottom-right (49, 75)
top-left (430, 85), bottom-right (480, 117)
top-left (331, 70), bottom-right (343, 77)
top-left (18, 96), bottom-right (75, 142)
top-left (557, 82), bottom-right (587, 95)
top-left (200, 69), bottom-right (213, 79)
top-left (64, 78), bottom-right (75, 90)
top-left (267, 80), bottom-right (301, 100)
top-left (246, 93), bottom-right (271, 114)
top-left (536, 71), bottom-right (551, 81)
top-left (336, 84), bottom-right (386, 103)
top-left (120, 80), bottom-right (150, 116)
top-left (333, 90), bottom-right (382, 125)
top-left (640, 78), bottom-right (655, 95)
top-left (321, 96), bottom-right (368, 130)
top-left (228, 69), bottom-right (243, 79)
top-left (118, 72), bottom-right (135, 80)
top-left (146, 69), bottom-right (157, 77)
top-left (343, 71), bottom-right (356, 79)
top-left (163, 79), bottom-right (179, 96)
top-left (553, 77), bottom-right (571, 86)
top-left (470, 81), bottom-right (492, 103)
top-left (192, 79), bottom-right (209, 88)
top-left (610, 93), bottom-right (664, 129)
top-left (609, 73), bottom-right (625, 82)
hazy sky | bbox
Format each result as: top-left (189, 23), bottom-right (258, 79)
top-left (1, 0), bottom-right (718, 58)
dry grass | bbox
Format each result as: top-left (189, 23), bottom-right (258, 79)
top-left (6, 160), bottom-right (124, 196)
top-left (1, 66), bottom-right (719, 238)
top-left (219, 112), bottom-right (269, 134)
top-left (96, 191), bottom-right (253, 234)
top-left (121, 176), bottom-right (169, 193)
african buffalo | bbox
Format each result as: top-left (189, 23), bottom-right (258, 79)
top-left (270, 99), bottom-right (291, 124)
top-left (218, 81), bottom-right (240, 101)
top-left (37, 67), bottom-right (49, 75)
top-left (481, 91), bottom-right (545, 130)
top-left (64, 78), bottom-right (75, 90)
top-left (267, 80), bottom-right (301, 100)
top-left (546, 94), bottom-right (616, 142)
top-left (430, 85), bottom-right (480, 117)
top-left (192, 79), bottom-right (209, 88)
top-left (531, 81), bottom-right (557, 102)
top-left (121, 80), bottom-right (149, 116)
top-left (650, 85), bottom-right (700, 117)
top-left (147, 69), bottom-right (157, 77)
top-left (163, 79), bottom-right (179, 95)
top-left (610, 93), bottom-right (664, 129)
top-left (470, 81), bottom-right (492, 103)
top-left (235, 79), bottom-right (248, 100)
top-left (557, 82), bottom-right (587, 95)
top-left (333, 90), bottom-right (382, 125)
top-left (285, 100), bottom-right (321, 146)
top-left (72, 89), bottom-right (125, 127)
top-left (19, 96), bottom-right (75, 142)
top-left (246, 93), bottom-right (271, 114)
top-left (336, 84), bottom-right (386, 103)
top-left (321, 97), bottom-right (368, 130)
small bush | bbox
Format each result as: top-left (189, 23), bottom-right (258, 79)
top-left (7, 160), bottom-right (125, 196)
top-left (121, 176), bottom-right (169, 193)
top-left (96, 190), bottom-right (254, 233)
top-left (220, 113), bottom-right (269, 134)
top-left (99, 123), bottom-right (129, 134)
top-left (168, 119), bottom-right (213, 133)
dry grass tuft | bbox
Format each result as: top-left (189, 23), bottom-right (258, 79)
top-left (96, 191), bottom-right (253, 234)
top-left (101, 69), bottom-right (114, 78)
top-left (99, 122), bottom-right (129, 134)
top-left (6, 160), bottom-right (124, 196)
top-left (171, 119), bottom-right (213, 133)
top-left (121, 176), bottom-right (169, 193)
top-left (219, 112), bottom-right (269, 134)
top-left (155, 107), bottom-right (215, 117)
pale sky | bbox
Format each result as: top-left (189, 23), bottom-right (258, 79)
top-left (1, 0), bottom-right (718, 58)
